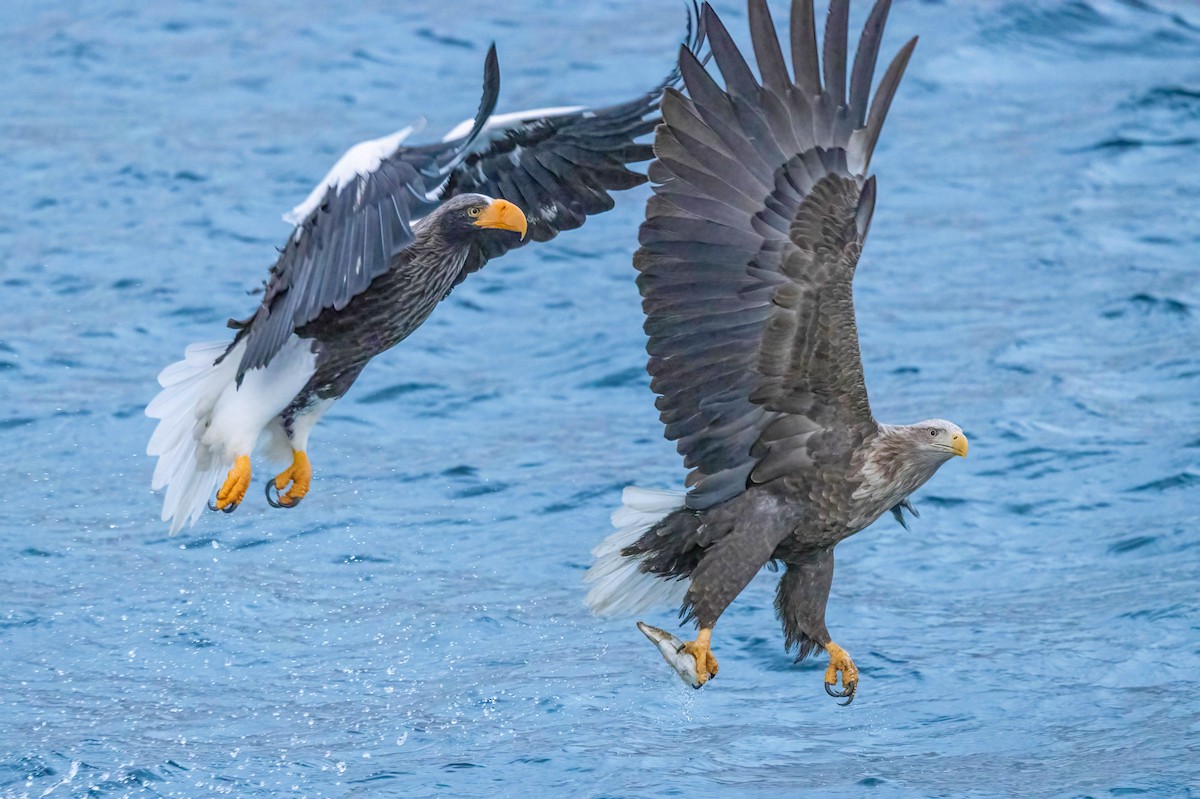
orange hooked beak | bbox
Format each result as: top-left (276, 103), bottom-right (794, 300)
top-left (473, 198), bottom-right (528, 239)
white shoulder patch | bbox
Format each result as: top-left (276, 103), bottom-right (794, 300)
top-left (283, 119), bottom-right (426, 226)
top-left (440, 106), bottom-right (589, 143)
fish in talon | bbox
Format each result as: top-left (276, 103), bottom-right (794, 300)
top-left (637, 622), bottom-right (704, 689)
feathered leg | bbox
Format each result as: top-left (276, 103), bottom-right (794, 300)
top-left (266, 451), bottom-right (311, 508)
top-left (210, 455), bottom-right (252, 512)
top-left (775, 547), bottom-right (858, 704)
top-left (676, 520), bottom-right (789, 686)
top-left (266, 398), bottom-right (334, 509)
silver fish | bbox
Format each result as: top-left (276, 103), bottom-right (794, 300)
top-left (637, 621), bottom-right (703, 689)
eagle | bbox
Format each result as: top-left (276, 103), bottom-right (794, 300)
top-left (585, 0), bottom-right (967, 704)
top-left (147, 16), bottom-right (702, 534)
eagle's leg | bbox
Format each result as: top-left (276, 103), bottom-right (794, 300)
top-left (681, 627), bottom-right (719, 686)
top-left (678, 510), bottom-right (790, 688)
top-left (210, 455), bottom-right (251, 513)
top-left (776, 548), bottom-right (858, 704)
top-left (265, 396), bottom-right (334, 509)
top-left (266, 450), bottom-right (312, 508)
top-left (822, 642), bottom-right (858, 705)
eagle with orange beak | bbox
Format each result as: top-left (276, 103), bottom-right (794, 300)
top-left (147, 12), bottom-right (702, 532)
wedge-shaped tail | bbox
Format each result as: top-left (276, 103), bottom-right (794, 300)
top-left (584, 487), bottom-right (689, 617)
top-left (146, 342), bottom-right (239, 534)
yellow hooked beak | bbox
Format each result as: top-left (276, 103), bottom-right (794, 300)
top-left (473, 198), bottom-right (528, 239)
top-left (951, 432), bottom-right (969, 458)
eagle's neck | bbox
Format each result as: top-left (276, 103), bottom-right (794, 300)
top-left (406, 216), bottom-right (473, 282)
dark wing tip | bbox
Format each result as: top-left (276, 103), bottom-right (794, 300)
top-left (823, 0), bottom-right (850, 106)
top-left (479, 44), bottom-right (501, 127)
top-left (848, 0), bottom-right (894, 126)
top-left (659, 0), bottom-right (710, 94)
top-left (791, 0), bottom-right (820, 96)
top-left (861, 34), bottom-right (918, 170)
top-left (686, 0), bottom-right (707, 57)
top-left (748, 0), bottom-right (789, 92)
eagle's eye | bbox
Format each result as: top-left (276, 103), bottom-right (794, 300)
top-left (467, 206), bottom-right (482, 218)
top-left (929, 429), bottom-right (939, 437)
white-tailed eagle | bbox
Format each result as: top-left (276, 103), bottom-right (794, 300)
top-left (586, 0), bottom-right (966, 704)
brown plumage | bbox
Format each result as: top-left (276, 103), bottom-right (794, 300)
top-left (586, 0), bottom-right (967, 703)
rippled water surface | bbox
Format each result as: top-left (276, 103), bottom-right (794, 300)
top-left (2, 1), bottom-right (1198, 796)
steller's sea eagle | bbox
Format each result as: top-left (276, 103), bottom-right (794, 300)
top-left (147, 13), bottom-right (702, 534)
top-left (586, 0), bottom-right (966, 704)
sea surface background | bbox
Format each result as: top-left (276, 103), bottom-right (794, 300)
top-left (1, 0), bottom-right (1198, 796)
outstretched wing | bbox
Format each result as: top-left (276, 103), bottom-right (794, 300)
top-left (637, 0), bottom-right (917, 509)
top-left (441, 2), bottom-right (707, 281)
top-left (230, 47), bottom-right (502, 382)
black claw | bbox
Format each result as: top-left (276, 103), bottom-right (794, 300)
top-left (825, 680), bottom-right (856, 705)
top-left (840, 683), bottom-right (857, 706)
top-left (264, 479), bottom-right (301, 509)
top-left (209, 497), bottom-right (239, 513)
top-left (264, 480), bottom-right (283, 508)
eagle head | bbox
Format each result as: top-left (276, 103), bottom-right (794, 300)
top-left (437, 193), bottom-right (528, 242)
top-left (907, 420), bottom-right (968, 464)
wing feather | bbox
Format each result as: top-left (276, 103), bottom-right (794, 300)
top-left (440, 1), bottom-right (707, 274)
top-left (678, 49), bottom-right (776, 178)
top-left (790, 0), bottom-right (821, 96)
top-left (848, 0), bottom-right (891, 127)
top-left (860, 35), bottom-right (917, 172)
top-left (637, 0), bottom-right (915, 509)
top-left (704, 7), bottom-right (761, 100)
top-left (822, 0), bottom-right (850, 107)
top-left (749, 0), bottom-right (790, 93)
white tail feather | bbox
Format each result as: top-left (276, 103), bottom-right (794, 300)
top-left (147, 335), bottom-right (318, 534)
top-left (146, 341), bottom-right (239, 534)
top-left (584, 487), bottom-right (689, 617)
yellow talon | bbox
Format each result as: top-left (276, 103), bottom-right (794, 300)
top-left (823, 641), bottom-right (859, 705)
top-left (267, 450), bottom-right (311, 508)
top-left (681, 627), bottom-right (719, 686)
top-left (213, 455), bottom-right (251, 512)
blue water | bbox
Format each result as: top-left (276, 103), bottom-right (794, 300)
top-left (2, 0), bottom-right (1198, 796)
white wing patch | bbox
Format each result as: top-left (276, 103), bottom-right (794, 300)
top-left (440, 106), bottom-right (589, 143)
top-left (283, 120), bottom-right (427, 226)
